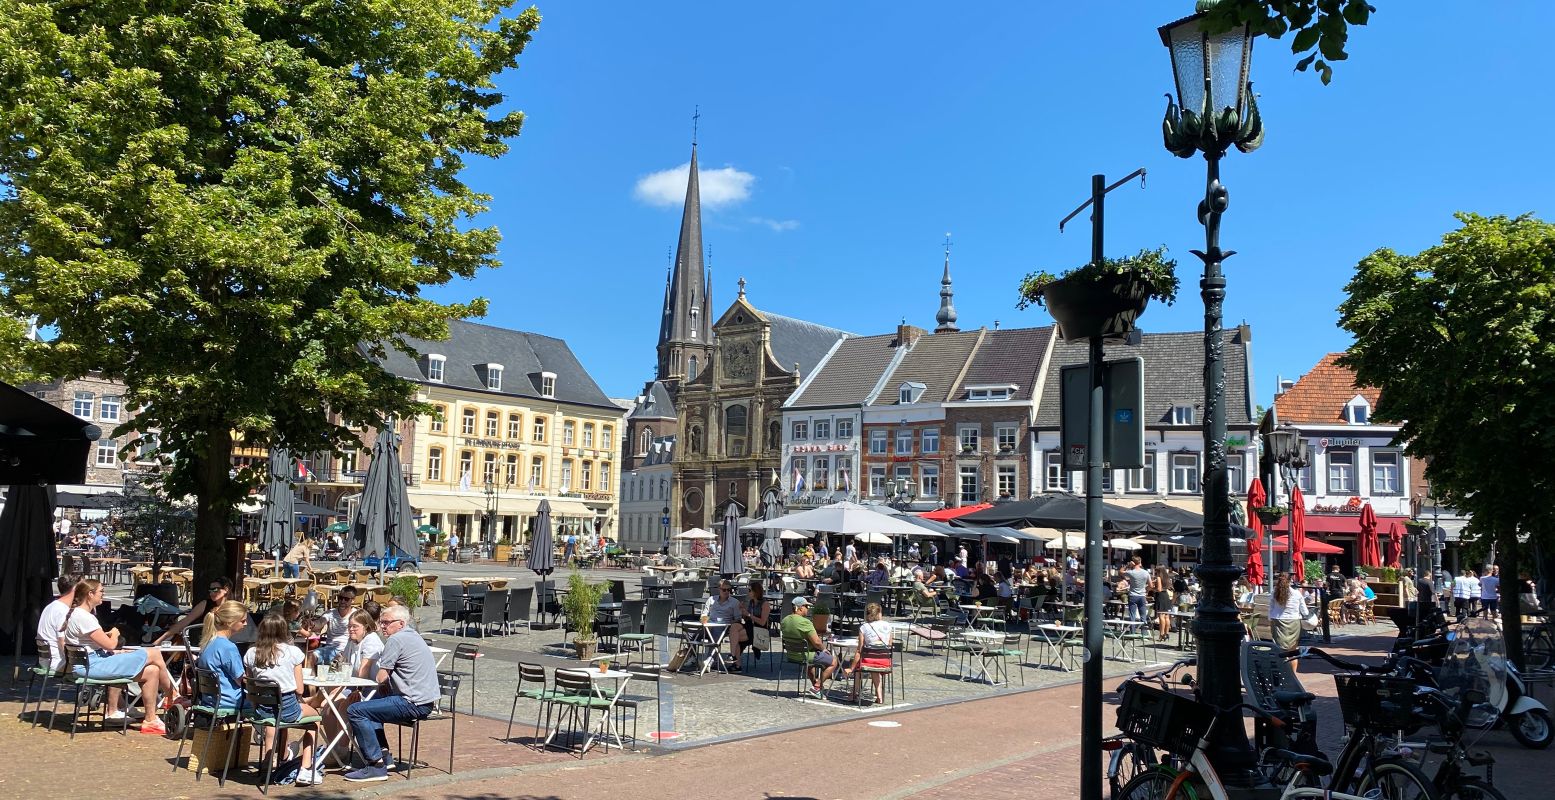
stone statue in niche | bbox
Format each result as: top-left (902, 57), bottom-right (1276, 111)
top-left (688, 425), bottom-right (703, 454)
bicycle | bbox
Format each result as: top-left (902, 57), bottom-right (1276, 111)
top-left (1107, 657), bottom-right (1196, 799)
top-left (1521, 612), bottom-right (1553, 672)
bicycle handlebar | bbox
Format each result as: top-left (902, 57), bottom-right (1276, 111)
top-left (1287, 646), bottom-right (1396, 674)
top-left (1115, 656), bottom-right (1196, 692)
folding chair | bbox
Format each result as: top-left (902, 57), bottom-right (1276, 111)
top-left (545, 669), bottom-right (613, 757)
top-left (853, 644), bottom-right (897, 709)
top-left (56, 645), bottom-right (135, 739)
top-left (234, 680), bottom-right (322, 794)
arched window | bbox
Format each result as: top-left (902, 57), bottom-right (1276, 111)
top-left (688, 356), bottom-right (699, 380)
top-left (639, 428), bottom-right (652, 455)
top-left (724, 404), bottom-right (748, 457)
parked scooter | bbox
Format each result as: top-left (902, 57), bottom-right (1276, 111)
top-left (1441, 618), bottom-right (1553, 749)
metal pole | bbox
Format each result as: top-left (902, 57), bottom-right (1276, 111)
top-left (1081, 173), bottom-right (1106, 800)
top-left (1193, 151), bottom-right (1255, 783)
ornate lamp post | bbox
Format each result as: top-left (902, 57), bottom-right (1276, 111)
top-left (885, 477), bottom-right (918, 561)
top-left (1159, 0), bottom-right (1263, 784)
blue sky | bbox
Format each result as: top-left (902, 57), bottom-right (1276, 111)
top-left (430, 2), bottom-right (1555, 403)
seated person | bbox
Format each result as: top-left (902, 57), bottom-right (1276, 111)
top-left (911, 572), bottom-right (940, 609)
top-left (863, 561), bottom-right (890, 588)
top-left (794, 556), bottom-right (815, 580)
top-left (950, 557), bottom-right (970, 580)
top-left (154, 576), bottom-right (235, 645)
top-left (195, 600), bottom-right (251, 710)
top-left (344, 606), bottom-right (439, 782)
top-left (58, 578), bottom-right (178, 734)
top-left (701, 580), bottom-right (749, 670)
top-left (313, 587), bottom-right (357, 665)
top-left (243, 613), bottom-right (322, 786)
top-left (779, 597), bottom-right (837, 696)
top-left (843, 603), bottom-right (894, 704)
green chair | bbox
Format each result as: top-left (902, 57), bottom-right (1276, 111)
top-left (57, 644), bottom-right (135, 738)
top-left (171, 667), bottom-right (243, 785)
top-left (544, 669), bottom-right (615, 757)
top-left (507, 662), bottom-right (561, 746)
top-left (23, 638), bottom-right (59, 729)
top-left (233, 680), bottom-right (322, 794)
top-left (780, 633), bottom-right (817, 697)
top-left (985, 631), bottom-right (1026, 687)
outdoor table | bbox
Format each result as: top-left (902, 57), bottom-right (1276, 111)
top-left (960, 604), bottom-right (1001, 629)
top-left (1036, 623), bottom-right (1082, 671)
top-left (459, 576), bottom-right (505, 587)
top-left (1168, 609), bottom-right (1196, 650)
top-left (957, 630), bottom-right (1005, 685)
top-left (544, 668), bottom-right (633, 754)
top-left (429, 645), bottom-right (452, 668)
top-left (677, 621), bottom-right (731, 676)
top-left (304, 672), bottom-right (379, 768)
top-left (1103, 618), bottom-right (1147, 662)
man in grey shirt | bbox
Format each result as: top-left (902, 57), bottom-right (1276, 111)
top-left (1124, 558), bottom-right (1151, 622)
top-left (344, 605), bottom-right (440, 782)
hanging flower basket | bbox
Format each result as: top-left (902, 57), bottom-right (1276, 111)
top-left (1017, 247), bottom-right (1178, 342)
top-left (1255, 506), bottom-right (1287, 526)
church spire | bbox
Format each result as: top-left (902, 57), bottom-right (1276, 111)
top-left (654, 111), bottom-right (715, 394)
top-left (935, 233), bottom-right (959, 333)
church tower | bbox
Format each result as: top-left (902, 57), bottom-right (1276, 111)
top-left (654, 141), bottom-right (715, 398)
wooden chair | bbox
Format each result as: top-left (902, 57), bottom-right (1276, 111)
top-left (418, 574), bottom-right (439, 606)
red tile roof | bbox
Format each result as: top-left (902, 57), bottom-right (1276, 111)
top-left (1273, 353), bottom-right (1381, 424)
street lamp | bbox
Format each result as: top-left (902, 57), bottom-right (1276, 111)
top-left (885, 476), bottom-right (917, 510)
top-left (1160, 1), bottom-right (1263, 786)
top-left (1266, 424), bottom-right (1310, 575)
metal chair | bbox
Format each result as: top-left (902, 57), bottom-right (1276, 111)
top-left (451, 643), bottom-right (480, 716)
top-left (613, 665), bottom-right (663, 750)
top-left (614, 600), bottom-right (648, 665)
top-left (506, 586), bottom-right (534, 634)
top-left (171, 667), bottom-right (243, 785)
top-left (544, 669), bottom-right (613, 757)
top-left (22, 638), bottom-right (58, 729)
top-left (853, 644), bottom-right (897, 709)
top-left (233, 679), bottom-right (323, 794)
top-left (476, 589), bottom-right (506, 638)
top-left (438, 584), bottom-right (466, 635)
top-left (56, 644), bottom-right (135, 738)
top-left (506, 662), bottom-right (557, 746)
top-left (389, 671), bottom-right (461, 778)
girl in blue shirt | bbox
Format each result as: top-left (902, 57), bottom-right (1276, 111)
top-left (196, 600), bottom-right (250, 710)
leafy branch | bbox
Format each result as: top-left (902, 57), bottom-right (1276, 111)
top-left (1202, 0), bottom-right (1374, 85)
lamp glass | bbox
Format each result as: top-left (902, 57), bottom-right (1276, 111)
top-left (1162, 14), bottom-right (1207, 115)
top-left (1160, 12), bottom-right (1253, 117)
top-left (1207, 24), bottom-right (1253, 116)
top-left (1267, 427), bottom-right (1294, 462)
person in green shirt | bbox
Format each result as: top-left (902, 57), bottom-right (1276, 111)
top-left (779, 597), bottom-right (837, 696)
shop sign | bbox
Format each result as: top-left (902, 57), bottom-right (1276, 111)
top-left (791, 443), bottom-right (850, 453)
top-left (461, 437), bottom-right (524, 450)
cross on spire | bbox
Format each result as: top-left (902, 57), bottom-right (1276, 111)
top-left (692, 105), bottom-right (700, 147)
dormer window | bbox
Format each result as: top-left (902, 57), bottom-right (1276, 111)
top-left (1170, 404), bottom-right (1195, 425)
top-left (898, 382), bottom-right (926, 405)
top-left (1345, 395), bottom-right (1370, 424)
top-left (540, 371), bottom-right (556, 398)
top-left (966, 384), bottom-right (1017, 401)
top-left (485, 363), bottom-right (504, 391)
top-left (426, 354), bottom-right (446, 383)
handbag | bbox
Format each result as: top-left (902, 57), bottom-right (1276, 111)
top-left (667, 642), bottom-right (693, 671)
top-left (752, 625), bottom-right (772, 650)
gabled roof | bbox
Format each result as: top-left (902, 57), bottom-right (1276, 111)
top-left (626, 380), bottom-right (677, 420)
top-left (787, 333), bottom-right (900, 409)
top-left (954, 326), bottom-right (1054, 402)
top-left (378, 319), bottom-right (616, 409)
top-left (641, 435), bottom-right (677, 467)
top-left (761, 311), bottom-right (853, 378)
top-left (1032, 328), bottom-right (1255, 427)
top-left (1273, 353), bottom-right (1382, 425)
top-left (871, 330), bottom-right (984, 406)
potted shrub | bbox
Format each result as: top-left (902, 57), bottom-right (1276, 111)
top-left (1254, 506), bottom-right (1287, 527)
top-left (1017, 247), bottom-right (1178, 341)
top-left (386, 575), bottom-right (422, 612)
top-left (810, 600), bottom-right (832, 636)
top-left (493, 533), bottom-right (512, 564)
top-left (561, 570), bottom-right (607, 660)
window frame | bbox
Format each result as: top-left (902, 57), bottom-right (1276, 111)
top-left (461, 408), bottom-right (477, 435)
top-left (813, 419), bottom-right (831, 440)
top-left (583, 423), bottom-right (595, 448)
top-left (959, 465), bottom-right (981, 504)
top-left (920, 465), bottom-right (940, 498)
top-left (1044, 451), bottom-right (1070, 491)
top-left (1126, 452), bottom-right (1157, 493)
top-left (431, 405), bottom-right (446, 433)
top-left (836, 419), bottom-right (854, 439)
top-left (868, 466), bottom-right (886, 497)
top-left (995, 424), bottom-right (1018, 452)
top-left (1169, 453), bottom-right (1201, 494)
top-left (532, 416), bottom-right (547, 443)
top-left (95, 439), bottom-right (118, 467)
top-left (484, 410), bottom-right (499, 438)
top-left (426, 354), bottom-right (446, 383)
top-left (1327, 450), bottom-right (1356, 494)
top-left (921, 428), bottom-right (940, 454)
top-left (1171, 405), bottom-right (1195, 425)
top-left (958, 425), bottom-right (980, 453)
top-left (487, 366), bottom-right (503, 391)
top-left (869, 430), bottom-right (888, 454)
top-left (72, 391), bottom-right (94, 419)
top-left (996, 464), bottom-right (1017, 498)
top-left (1370, 450), bottom-right (1401, 495)
top-left (894, 429), bottom-right (913, 456)
top-left (99, 395), bottom-right (121, 422)
top-left (791, 420), bottom-right (808, 441)
top-left (529, 456), bottom-right (544, 488)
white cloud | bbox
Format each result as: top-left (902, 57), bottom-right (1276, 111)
top-left (634, 162), bottom-right (755, 209)
top-left (748, 216), bottom-right (800, 232)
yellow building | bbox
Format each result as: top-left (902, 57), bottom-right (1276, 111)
top-left (378, 319), bottom-right (624, 548)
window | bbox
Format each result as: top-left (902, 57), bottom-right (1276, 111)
top-left (563, 420), bottom-right (575, 446)
top-left (836, 457), bottom-right (852, 492)
top-left (1170, 453), bottom-right (1201, 493)
top-left (487, 365), bottom-right (503, 391)
top-left (581, 460), bottom-right (593, 491)
top-left (540, 373), bottom-right (556, 398)
top-left (1327, 451), bottom-right (1355, 494)
top-left (1296, 460), bottom-right (1314, 493)
top-left (899, 387), bottom-right (913, 404)
top-left (505, 454), bottom-right (518, 486)
top-left (836, 419), bottom-right (854, 439)
top-left (893, 465), bottom-right (913, 493)
top-left (869, 467), bottom-right (886, 497)
top-left (459, 451), bottom-right (474, 484)
top-left (922, 428), bottom-right (940, 454)
top-left (898, 382), bottom-right (924, 404)
top-left (426, 355), bottom-right (445, 382)
top-left (485, 410), bottom-right (499, 437)
top-left (583, 423), bottom-right (595, 448)
top-left (602, 427), bottom-right (613, 451)
top-left (1127, 452), bottom-right (1157, 493)
top-left (99, 395), bottom-right (121, 422)
top-left (920, 465), bottom-right (940, 498)
top-left (968, 387), bottom-right (1013, 401)
top-left (461, 408), bottom-right (476, 435)
top-left (95, 439), bottom-right (118, 467)
top-left (996, 465), bottom-right (1017, 499)
top-left (959, 466), bottom-right (981, 504)
top-left (1371, 451), bottom-right (1400, 495)
top-left (1346, 396), bottom-right (1370, 425)
top-left (724, 405), bottom-right (747, 457)
top-left (895, 430), bottom-right (913, 455)
top-left (1045, 451), bottom-right (1070, 491)
top-left (483, 452), bottom-right (497, 484)
top-left (869, 430), bottom-right (887, 454)
top-left (688, 356), bottom-right (698, 380)
top-left (996, 425), bottom-right (1018, 452)
top-left (560, 459), bottom-right (573, 491)
top-left (431, 405), bottom-right (446, 433)
top-left (958, 425), bottom-right (980, 454)
top-left (791, 420), bottom-right (808, 441)
top-left (813, 457), bottom-right (830, 490)
top-left (601, 463), bottom-right (611, 491)
top-left (813, 419), bottom-right (831, 440)
top-left (530, 456), bottom-right (544, 488)
top-left (532, 416), bottom-right (547, 442)
top-left (73, 391), bottom-right (93, 419)
top-left (639, 428), bottom-right (652, 454)
top-left (1171, 405), bottom-right (1195, 425)
top-left (1227, 450), bottom-right (1245, 497)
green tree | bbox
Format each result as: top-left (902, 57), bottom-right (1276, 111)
top-left (1203, 0), bottom-right (1374, 84)
top-left (0, 0), bottom-right (541, 594)
top-left (1338, 212), bottom-right (1555, 666)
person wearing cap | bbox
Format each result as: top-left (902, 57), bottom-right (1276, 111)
top-left (779, 596), bottom-right (837, 697)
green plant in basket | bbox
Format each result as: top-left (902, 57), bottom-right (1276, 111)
top-left (387, 576), bottom-right (421, 611)
top-left (561, 570), bottom-right (606, 642)
top-left (1016, 246), bottom-right (1180, 311)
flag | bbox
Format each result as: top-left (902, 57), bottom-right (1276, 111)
top-left (791, 461), bottom-right (805, 495)
top-left (296, 459), bottom-right (311, 481)
top-left (459, 469), bottom-right (472, 493)
top-left (840, 465), bottom-right (851, 494)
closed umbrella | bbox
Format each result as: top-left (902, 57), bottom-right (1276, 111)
top-left (0, 484), bottom-right (56, 678)
top-left (1244, 533), bottom-right (1265, 586)
top-left (720, 502), bottom-right (744, 578)
top-left (258, 448), bottom-right (295, 556)
top-left (1289, 486), bottom-right (1308, 582)
top-left (528, 499), bottom-right (556, 625)
top-left (353, 425), bottom-right (415, 575)
top-left (758, 489), bottom-right (784, 567)
top-left (1386, 521), bottom-right (1403, 568)
top-left (1358, 503), bottom-right (1381, 568)
top-left (1246, 478), bottom-right (1268, 588)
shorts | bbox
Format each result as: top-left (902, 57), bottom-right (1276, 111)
top-left (74, 648), bottom-right (149, 681)
top-left (314, 643), bottom-right (341, 664)
top-left (253, 691), bottom-right (304, 723)
top-left (812, 650), bottom-right (836, 667)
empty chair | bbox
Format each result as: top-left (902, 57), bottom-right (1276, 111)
top-left (476, 589), bottom-right (507, 638)
top-left (608, 579), bottom-right (627, 604)
top-left (451, 643), bottom-right (480, 716)
top-left (614, 666), bottom-right (664, 750)
top-left (387, 671), bottom-right (461, 779)
top-left (614, 600), bottom-right (649, 665)
top-left (506, 662), bottom-right (555, 746)
top-left (439, 585), bottom-right (466, 635)
top-left (505, 586), bottom-right (534, 634)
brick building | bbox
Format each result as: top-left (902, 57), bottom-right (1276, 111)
top-left (25, 373), bottom-right (152, 496)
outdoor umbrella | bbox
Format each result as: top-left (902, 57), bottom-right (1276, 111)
top-left (758, 489), bottom-right (784, 566)
top-left (1358, 502), bottom-right (1381, 568)
top-left (720, 502), bottom-right (744, 578)
top-left (258, 448), bottom-right (295, 556)
top-left (1126, 501), bottom-right (1256, 539)
top-left (1270, 534), bottom-right (1341, 555)
top-left (958, 494), bottom-right (1181, 534)
top-left (324, 521), bottom-right (351, 534)
top-left (1386, 521), bottom-right (1403, 568)
top-left (1044, 533), bottom-right (1088, 550)
top-left (674, 528), bottom-right (716, 540)
top-left (0, 379), bottom-right (100, 485)
top-left (743, 500), bottom-right (930, 537)
top-left (353, 425), bottom-right (415, 571)
top-left (778, 529), bottom-right (808, 540)
top-left (528, 499), bottom-right (556, 625)
top-left (293, 500), bottom-right (336, 517)
top-left (0, 484), bottom-right (56, 676)
top-left (1105, 538), bottom-right (1143, 551)
top-left (854, 531), bottom-right (892, 545)
top-left (1244, 533), bottom-right (1265, 586)
top-left (1289, 487), bottom-right (1308, 581)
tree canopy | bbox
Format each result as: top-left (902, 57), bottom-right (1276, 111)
top-left (1203, 0), bottom-right (1374, 84)
top-left (1338, 212), bottom-right (1555, 664)
top-left (0, 0), bottom-right (541, 588)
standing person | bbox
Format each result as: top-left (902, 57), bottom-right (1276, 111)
top-left (244, 614), bottom-right (322, 786)
top-left (1268, 573), bottom-right (1310, 669)
top-left (779, 597), bottom-right (837, 698)
top-left (926, 541), bottom-right (939, 567)
top-left (54, 515), bottom-right (72, 545)
top-left (843, 539), bottom-right (857, 566)
top-left (815, 536), bottom-right (829, 562)
top-left (563, 532), bottom-right (576, 564)
top-left (1413, 570), bottom-right (1437, 626)
top-left (283, 535), bottom-right (313, 578)
top-left (957, 543), bottom-right (969, 565)
top-left (343, 606), bottom-right (439, 782)
top-left (93, 527), bottom-right (109, 550)
top-left (1480, 566), bottom-right (1501, 620)
top-left (1123, 558), bottom-right (1150, 623)
top-left (1151, 566), bottom-right (1174, 641)
top-left (1452, 569), bottom-right (1478, 618)
top-left (444, 531), bottom-right (458, 563)
top-left (58, 579), bottom-right (177, 733)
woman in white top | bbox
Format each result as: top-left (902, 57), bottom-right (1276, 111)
top-left (59, 578), bottom-right (178, 734)
top-left (244, 613), bottom-right (321, 785)
top-left (845, 603), bottom-right (894, 704)
top-left (1267, 573), bottom-right (1310, 669)
top-left (342, 609), bottom-right (385, 679)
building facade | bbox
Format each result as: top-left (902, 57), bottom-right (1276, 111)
top-left (619, 435), bottom-right (676, 553)
top-left (25, 373), bottom-right (153, 499)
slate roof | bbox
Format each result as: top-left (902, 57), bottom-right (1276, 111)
top-left (1273, 353), bottom-right (1379, 424)
top-left (787, 333), bottom-right (901, 409)
top-left (626, 380), bottom-right (677, 420)
top-left (762, 311), bottom-right (853, 378)
top-left (1031, 328), bottom-right (1255, 427)
top-left (955, 326), bottom-right (1054, 401)
top-left (871, 330), bottom-right (985, 406)
top-left (377, 319), bottom-right (616, 409)
top-left (641, 435), bottom-right (676, 466)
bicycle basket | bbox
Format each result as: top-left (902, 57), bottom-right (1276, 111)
top-left (1117, 680), bottom-right (1217, 757)
top-left (1333, 673), bottom-right (1421, 732)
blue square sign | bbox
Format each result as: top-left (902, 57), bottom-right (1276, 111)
top-left (1115, 408), bottom-right (1134, 423)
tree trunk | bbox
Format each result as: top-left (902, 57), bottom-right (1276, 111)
top-left (193, 428), bottom-right (237, 601)
top-left (1498, 525), bottom-right (1523, 670)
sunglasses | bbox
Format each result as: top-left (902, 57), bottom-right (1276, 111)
top-left (209, 586), bottom-right (225, 592)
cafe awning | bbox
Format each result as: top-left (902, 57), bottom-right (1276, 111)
top-left (405, 491), bottom-right (486, 513)
top-left (0, 379), bottom-right (101, 485)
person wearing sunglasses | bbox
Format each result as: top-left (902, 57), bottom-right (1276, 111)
top-left (153, 576), bottom-right (235, 645)
top-left (343, 606), bottom-right (438, 782)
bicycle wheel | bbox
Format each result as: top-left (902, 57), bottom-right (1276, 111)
top-left (1354, 759), bottom-right (1437, 800)
top-left (1441, 777), bottom-right (1510, 800)
top-left (1109, 742), bottom-right (1159, 800)
top-left (1116, 767), bottom-right (1196, 800)
top-left (1525, 628), bottom-right (1554, 671)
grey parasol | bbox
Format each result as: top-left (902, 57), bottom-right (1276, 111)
top-left (757, 489), bottom-right (784, 566)
top-left (720, 501), bottom-right (744, 578)
top-left (258, 448), bottom-right (295, 555)
top-left (353, 424), bottom-right (414, 569)
top-left (0, 485), bottom-right (57, 676)
top-left (527, 499), bottom-right (555, 576)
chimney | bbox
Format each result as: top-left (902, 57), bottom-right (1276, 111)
top-left (894, 324), bottom-right (927, 348)
top-left (1277, 377), bottom-right (1295, 395)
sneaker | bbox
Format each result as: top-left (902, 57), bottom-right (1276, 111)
top-left (137, 719), bottom-right (168, 736)
top-left (342, 766), bottom-right (389, 783)
top-left (296, 767), bottom-right (325, 786)
top-left (104, 710), bottom-right (128, 722)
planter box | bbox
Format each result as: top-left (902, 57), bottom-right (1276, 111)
top-left (187, 722), bottom-right (251, 774)
top-left (1370, 579), bottom-right (1404, 609)
top-left (1043, 272), bottom-right (1151, 341)
top-left (493, 544), bottom-right (512, 563)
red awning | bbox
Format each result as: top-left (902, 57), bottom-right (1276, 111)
top-left (1270, 535), bottom-right (1343, 555)
top-left (1270, 513), bottom-right (1409, 535)
top-left (919, 503), bottom-right (993, 521)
